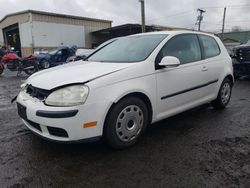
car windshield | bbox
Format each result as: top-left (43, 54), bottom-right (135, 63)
top-left (246, 40), bottom-right (250, 45)
top-left (95, 38), bottom-right (118, 50)
top-left (87, 34), bottom-right (167, 63)
top-left (48, 48), bottom-right (59, 55)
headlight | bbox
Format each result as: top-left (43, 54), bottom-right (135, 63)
top-left (45, 85), bottom-right (89, 107)
top-left (20, 83), bottom-right (27, 92)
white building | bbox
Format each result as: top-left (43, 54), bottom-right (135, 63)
top-left (0, 10), bottom-right (112, 56)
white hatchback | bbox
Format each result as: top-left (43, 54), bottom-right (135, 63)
top-left (17, 31), bottom-right (234, 149)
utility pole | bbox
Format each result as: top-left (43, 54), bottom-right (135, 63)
top-left (221, 7), bottom-right (227, 40)
top-left (139, 0), bottom-right (145, 33)
top-left (197, 8), bottom-right (206, 31)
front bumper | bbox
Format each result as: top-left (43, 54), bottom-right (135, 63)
top-left (16, 91), bottom-right (109, 142)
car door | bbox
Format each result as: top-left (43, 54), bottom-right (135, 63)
top-left (198, 34), bottom-right (223, 97)
top-left (155, 34), bottom-right (210, 120)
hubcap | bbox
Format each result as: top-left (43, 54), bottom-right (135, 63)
top-left (221, 82), bottom-right (231, 104)
top-left (116, 105), bottom-right (144, 142)
top-left (42, 61), bottom-right (50, 69)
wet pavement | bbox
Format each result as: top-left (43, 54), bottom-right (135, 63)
top-left (0, 70), bottom-right (249, 188)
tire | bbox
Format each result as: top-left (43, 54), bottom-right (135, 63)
top-left (0, 64), bottom-right (4, 75)
top-left (104, 97), bottom-right (149, 149)
top-left (24, 61), bottom-right (39, 76)
top-left (211, 78), bottom-right (232, 109)
top-left (40, 59), bottom-right (50, 69)
top-left (66, 56), bottom-right (75, 63)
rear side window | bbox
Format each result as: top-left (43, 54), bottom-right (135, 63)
top-left (156, 34), bottom-right (201, 64)
top-left (199, 35), bottom-right (220, 58)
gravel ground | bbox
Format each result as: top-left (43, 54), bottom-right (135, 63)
top-left (0, 70), bottom-right (249, 188)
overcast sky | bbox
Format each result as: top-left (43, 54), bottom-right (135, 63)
top-left (1, 0), bottom-right (250, 33)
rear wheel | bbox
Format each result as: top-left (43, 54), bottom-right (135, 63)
top-left (104, 97), bottom-right (149, 149)
top-left (211, 78), bottom-right (232, 109)
top-left (0, 64), bottom-right (4, 75)
top-left (24, 61), bottom-right (39, 76)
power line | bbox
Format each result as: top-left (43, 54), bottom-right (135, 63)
top-left (201, 4), bottom-right (250, 9)
top-left (142, 3), bottom-right (250, 32)
top-left (147, 3), bottom-right (250, 24)
top-left (146, 10), bottom-right (196, 22)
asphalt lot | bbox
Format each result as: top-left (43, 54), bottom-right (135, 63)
top-left (0, 70), bottom-right (249, 188)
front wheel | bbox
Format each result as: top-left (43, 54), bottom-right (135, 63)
top-left (104, 97), bottom-right (149, 149)
top-left (40, 59), bottom-right (50, 69)
top-left (211, 78), bottom-right (232, 109)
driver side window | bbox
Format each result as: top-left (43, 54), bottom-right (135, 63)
top-left (156, 34), bottom-right (201, 65)
top-left (55, 50), bottom-right (62, 62)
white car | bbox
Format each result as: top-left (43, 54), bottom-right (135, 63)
top-left (16, 31), bottom-right (234, 149)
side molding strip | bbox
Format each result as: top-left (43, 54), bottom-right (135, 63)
top-left (161, 79), bottom-right (218, 100)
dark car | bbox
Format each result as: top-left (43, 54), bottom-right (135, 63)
top-left (232, 40), bottom-right (250, 78)
top-left (36, 47), bottom-right (75, 69)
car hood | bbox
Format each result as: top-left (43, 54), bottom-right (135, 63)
top-left (234, 44), bottom-right (250, 50)
top-left (27, 61), bottom-right (136, 90)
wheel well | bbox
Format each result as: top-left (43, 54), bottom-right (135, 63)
top-left (105, 92), bottom-right (153, 127)
top-left (225, 74), bottom-right (234, 85)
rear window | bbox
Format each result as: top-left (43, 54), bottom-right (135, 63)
top-left (199, 35), bottom-right (220, 58)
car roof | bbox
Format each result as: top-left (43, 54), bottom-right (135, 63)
top-left (55, 47), bottom-right (70, 50)
top-left (131, 30), bottom-right (216, 38)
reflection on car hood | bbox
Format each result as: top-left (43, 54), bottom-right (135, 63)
top-left (27, 61), bottom-right (135, 90)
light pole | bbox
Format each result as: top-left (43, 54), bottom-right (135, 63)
top-left (221, 7), bottom-right (227, 40)
top-left (139, 0), bottom-right (145, 33)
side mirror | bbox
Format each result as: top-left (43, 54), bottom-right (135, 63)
top-left (159, 56), bottom-right (180, 68)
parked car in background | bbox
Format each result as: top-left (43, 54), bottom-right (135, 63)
top-left (224, 42), bottom-right (240, 57)
top-left (34, 49), bottom-right (49, 55)
top-left (67, 38), bottom-right (119, 63)
top-left (232, 39), bottom-right (250, 78)
top-left (76, 49), bottom-right (95, 57)
top-left (66, 48), bottom-right (94, 62)
top-left (36, 47), bottom-right (76, 68)
top-left (16, 31), bottom-right (233, 149)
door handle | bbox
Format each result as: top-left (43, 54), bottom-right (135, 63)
top-left (202, 66), bottom-right (208, 71)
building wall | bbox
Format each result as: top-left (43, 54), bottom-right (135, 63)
top-left (19, 22), bottom-right (32, 47)
top-left (0, 13), bottom-right (29, 47)
top-left (0, 11), bottom-right (112, 56)
top-left (0, 31), bottom-right (3, 45)
top-left (31, 13), bottom-right (111, 48)
top-left (32, 21), bottom-right (85, 47)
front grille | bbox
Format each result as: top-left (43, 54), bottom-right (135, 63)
top-left (236, 48), bottom-right (250, 61)
top-left (26, 85), bottom-right (51, 100)
top-left (26, 119), bottom-right (42, 132)
top-left (47, 127), bottom-right (69, 138)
